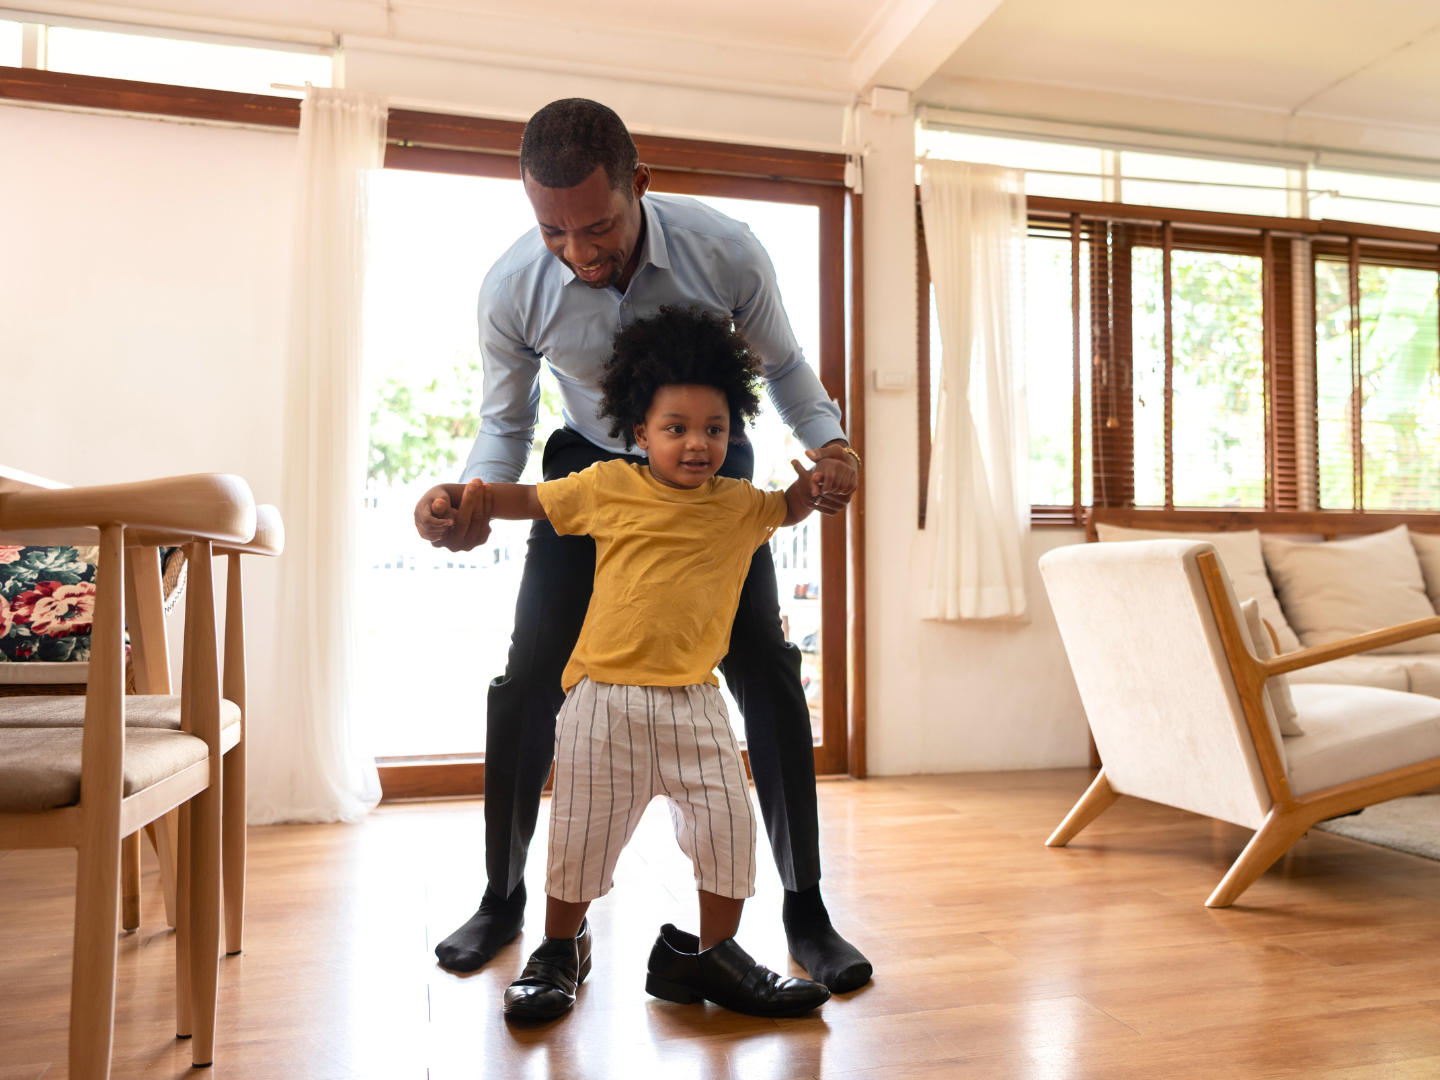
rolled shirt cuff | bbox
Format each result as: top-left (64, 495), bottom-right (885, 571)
top-left (791, 415), bottom-right (848, 451)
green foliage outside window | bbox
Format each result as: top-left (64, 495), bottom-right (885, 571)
top-left (367, 354), bottom-right (565, 487)
top-left (1315, 263), bottom-right (1440, 510)
top-left (1132, 248), bottom-right (1266, 507)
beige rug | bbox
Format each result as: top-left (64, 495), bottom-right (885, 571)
top-left (1315, 795), bottom-right (1440, 861)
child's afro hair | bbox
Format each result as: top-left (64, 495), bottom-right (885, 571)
top-left (597, 306), bottom-right (764, 450)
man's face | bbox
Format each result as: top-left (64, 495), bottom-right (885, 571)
top-left (524, 163), bottom-right (650, 290)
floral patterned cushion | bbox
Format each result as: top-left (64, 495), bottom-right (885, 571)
top-left (0, 546), bottom-right (98, 664)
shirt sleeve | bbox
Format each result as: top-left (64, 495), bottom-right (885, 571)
top-left (747, 487), bottom-right (790, 550)
top-left (730, 226), bottom-right (847, 451)
top-left (536, 465), bottom-right (601, 537)
top-left (460, 277), bottom-right (541, 484)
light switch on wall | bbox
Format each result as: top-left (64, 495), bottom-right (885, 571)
top-left (873, 369), bottom-right (912, 391)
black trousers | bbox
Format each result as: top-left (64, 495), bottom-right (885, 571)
top-left (484, 427), bottom-right (821, 898)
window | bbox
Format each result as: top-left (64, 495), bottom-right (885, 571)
top-left (1315, 256), bottom-right (1440, 510)
top-left (0, 21), bottom-right (21, 66)
top-left (9, 21), bottom-right (330, 96)
top-left (919, 127), bottom-right (1440, 521)
top-left (361, 169), bottom-right (836, 761)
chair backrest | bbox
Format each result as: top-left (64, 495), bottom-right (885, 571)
top-left (1040, 539), bottom-right (1283, 830)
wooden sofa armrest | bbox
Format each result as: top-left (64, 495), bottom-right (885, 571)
top-left (215, 504), bottom-right (284, 557)
top-left (0, 474), bottom-right (255, 544)
top-left (1264, 618), bottom-right (1440, 677)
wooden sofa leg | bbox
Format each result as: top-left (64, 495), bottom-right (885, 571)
top-left (1206, 808), bottom-right (1312, 908)
top-left (121, 831), bottom-right (141, 931)
top-left (1046, 769), bottom-right (1119, 847)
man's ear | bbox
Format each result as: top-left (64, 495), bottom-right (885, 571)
top-left (632, 163), bottom-right (651, 202)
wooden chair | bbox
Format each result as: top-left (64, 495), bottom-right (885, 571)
top-left (0, 473), bottom-right (255, 1076)
top-left (1041, 538), bottom-right (1440, 908)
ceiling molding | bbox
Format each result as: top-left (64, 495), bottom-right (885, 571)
top-left (849, 0), bottom-right (1003, 91)
top-left (342, 33), bottom-right (854, 105)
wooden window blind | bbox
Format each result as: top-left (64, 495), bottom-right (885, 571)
top-left (917, 191), bottom-right (1440, 527)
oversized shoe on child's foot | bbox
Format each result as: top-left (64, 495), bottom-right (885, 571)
top-left (502, 919), bottom-right (593, 1020)
top-left (645, 924), bottom-right (830, 1018)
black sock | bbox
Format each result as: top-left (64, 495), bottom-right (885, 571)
top-left (435, 881), bottom-right (526, 973)
top-left (783, 885), bottom-right (872, 994)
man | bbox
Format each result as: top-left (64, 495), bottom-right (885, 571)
top-left (415, 98), bottom-right (870, 992)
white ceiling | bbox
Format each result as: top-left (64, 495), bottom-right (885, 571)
top-left (15, 0), bottom-right (1440, 155)
top-left (922, 0), bottom-right (1440, 133)
top-left (395, 0), bottom-right (901, 58)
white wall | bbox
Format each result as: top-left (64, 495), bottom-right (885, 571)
top-left (0, 103), bottom-right (295, 718)
top-left (856, 104), bottom-right (1090, 775)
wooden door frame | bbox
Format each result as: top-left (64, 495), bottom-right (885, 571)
top-left (378, 141), bottom-right (863, 793)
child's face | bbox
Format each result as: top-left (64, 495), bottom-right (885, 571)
top-left (634, 384), bottom-right (730, 490)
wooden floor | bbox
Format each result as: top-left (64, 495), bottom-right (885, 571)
top-left (5, 769), bottom-right (1440, 1078)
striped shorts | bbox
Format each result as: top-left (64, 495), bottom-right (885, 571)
top-left (545, 677), bottom-right (758, 904)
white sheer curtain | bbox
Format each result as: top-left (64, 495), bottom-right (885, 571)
top-left (919, 160), bottom-right (1029, 621)
top-left (249, 87), bottom-right (387, 824)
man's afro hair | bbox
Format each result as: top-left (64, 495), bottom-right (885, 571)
top-left (597, 306), bottom-right (764, 450)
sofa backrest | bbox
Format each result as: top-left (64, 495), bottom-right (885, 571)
top-left (1086, 507), bottom-right (1440, 543)
top-left (1040, 539), bottom-right (1279, 830)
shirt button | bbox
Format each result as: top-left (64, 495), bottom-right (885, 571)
top-left (621, 301), bottom-right (628, 308)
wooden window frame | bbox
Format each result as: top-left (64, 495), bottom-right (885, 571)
top-left (916, 189), bottom-right (1440, 528)
top-left (0, 66), bottom-right (867, 793)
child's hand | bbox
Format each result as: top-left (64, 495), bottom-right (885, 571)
top-left (413, 479), bottom-right (493, 551)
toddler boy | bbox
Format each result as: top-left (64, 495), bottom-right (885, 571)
top-left (418, 306), bottom-right (853, 1020)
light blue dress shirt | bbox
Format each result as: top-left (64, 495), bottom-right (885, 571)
top-left (460, 192), bottom-right (846, 483)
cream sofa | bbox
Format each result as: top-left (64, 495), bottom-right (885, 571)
top-left (1097, 522), bottom-right (1440, 702)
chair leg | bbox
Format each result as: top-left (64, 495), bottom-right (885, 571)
top-left (175, 804), bottom-right (192, 1039)
top-left (69, 832), bottom-right (122, 1079)
top-left (150, 809), bottom-right (179, 929)
top-left (1046, 769), bottom-right (1119, 847)
top-left (189, 775), bottom-right (223, 1066)
top-left (121, 830), bottom-right (142, 931)
top-left (223, 744), bottom-right (246, 955)
top-left (1206, 807), bottom-right (1313, 908)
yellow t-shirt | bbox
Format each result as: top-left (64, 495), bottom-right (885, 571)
top-left (537, 459), bottom-right (788, 690)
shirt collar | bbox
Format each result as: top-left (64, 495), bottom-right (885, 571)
top-left (557, 196), bottom-right (668, 289)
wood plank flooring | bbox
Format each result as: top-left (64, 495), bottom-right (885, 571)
top-left (5, 769), bottom-right (1440, 1078)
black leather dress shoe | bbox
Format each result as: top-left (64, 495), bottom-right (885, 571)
top-left (502, 920), bottom-right (592, 1020)
top-left (645, 924), bottom-right (830, 1018)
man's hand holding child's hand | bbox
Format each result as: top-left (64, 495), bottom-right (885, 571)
top-left (414, 479), bottom-right (494, 552)
top-left (789, 449), bottom-right (858, 513)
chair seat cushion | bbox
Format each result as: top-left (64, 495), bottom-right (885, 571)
top-left (0, 727), bottom-right (208, 811)
top-left (0, 694), bottom-right (240, 731)
top-left (0, 661), bottom-right (89, 685)
top-left (1286, 684), bottom-right (1440, 795)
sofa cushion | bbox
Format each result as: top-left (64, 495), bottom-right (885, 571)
top-left (0, 694), bottom-right (240, 731)
top-left (0, 727), bottom-right (208, 812)
top-left (1409, 531), bottom-right (1440, 611)
top-left (1286, 683), bottom-right (1440, 795)
top-left (1288, 655), bottom-right (1411, 693)
top-left (1262, 526), bottom-right (1440, 654)
top-left (1240, 599), bottom-right (1303, 736)
top-left (1395, 656), bottom-right (1440, 699)
top-left (1096, 525), bottom-right (1300, 652)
